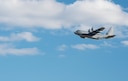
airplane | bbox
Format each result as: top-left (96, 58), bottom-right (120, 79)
top-left (74, 27), bottom-right (116, 40)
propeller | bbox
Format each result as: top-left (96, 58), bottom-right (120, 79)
top-left (88, 29), bottom-right (90, 33)
top-left (91, 27), bottom-right (93, 31)
top-left (88, 27), bottom-right (93, 33)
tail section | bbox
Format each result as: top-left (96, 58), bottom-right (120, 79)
top-left (105, 27), bottom-right (116, 39)
top-left (106, 27), bottom-right (114, 35)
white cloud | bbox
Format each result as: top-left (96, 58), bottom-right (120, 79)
top-left (101, 41), bottom-right (115, 47)
top-left (115, 27), bottom-right (128, 38)
top-left (58, 54), bottom-right (66, 58)
top-left (121, 40), bottom-right (128, 46)
top-left (71, 44), bottom-right (99, 50)
top-left (65, 0), bottom-right (128, 26)
top-left (57, 44), bottom-right (67, 51)
top-left (0, 0), bottom-right (128, 30)
top-left (0, 0), bottom-right (65, 29)
top-left (0, 44), bottom-right (40, 56)
top-left (0, 32), bottom-right (40, 42)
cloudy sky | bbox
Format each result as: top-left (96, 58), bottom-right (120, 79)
top-left (0, 0), bottom-right (128, 81)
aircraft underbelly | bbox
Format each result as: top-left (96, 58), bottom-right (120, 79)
top-left (91, 34), bottom-right (103, 39)
top-left (80, 34), bottom-right (89, 38)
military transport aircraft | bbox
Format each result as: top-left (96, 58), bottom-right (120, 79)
top-left (74, 27), bottom-right (116, 40)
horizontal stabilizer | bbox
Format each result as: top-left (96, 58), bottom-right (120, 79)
top-left (105, 35), bottom-right (116, 39)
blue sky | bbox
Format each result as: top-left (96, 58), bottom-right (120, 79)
top-left (0, 0), bottom-right (128, 81)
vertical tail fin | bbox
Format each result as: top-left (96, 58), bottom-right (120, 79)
top-left (106, 27), bottom-right (114, 35)
top-left (105, 27), bottom-right (116, 39)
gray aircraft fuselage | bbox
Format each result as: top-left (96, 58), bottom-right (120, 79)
top-left (74, 27), bottom-right (115, 40)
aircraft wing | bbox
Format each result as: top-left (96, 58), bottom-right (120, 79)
top-left (88, 27), bottom-right (105, 36)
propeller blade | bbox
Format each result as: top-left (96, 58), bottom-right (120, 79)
top-left (91, 27), bottom-right (93, 31)
top-left (88, 29), bottom-right (90, 33)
